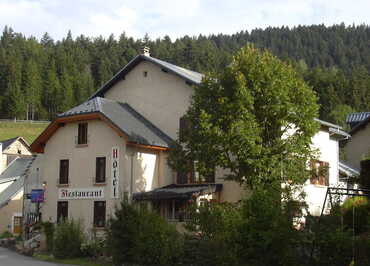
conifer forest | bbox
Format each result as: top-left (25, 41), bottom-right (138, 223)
top-left (1, 23), bottom-right (370, 127)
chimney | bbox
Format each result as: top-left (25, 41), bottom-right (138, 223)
top-left (142, 46), bottom-right (150, 57)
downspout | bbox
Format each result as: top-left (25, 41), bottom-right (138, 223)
top-left (158, 151), bottom-right (161, 188)
top-left (22, 173), bottom-right (27, 242)
top-left (130, 149), bottom-right (136, 203)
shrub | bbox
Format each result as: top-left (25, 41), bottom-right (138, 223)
top-left (41, 222), bottom-right (54, 252)
top-left (342, 196), bottom-right (370, 234)
top-left (81, 229), bottom-right (106, 258)
top-left (308, 204), bottom-right (370, 266)
top-left (234, 189), bottom-right (307, 266)
top-left (184, 189), bottom-right (307, 266)
top-left (107, 201), bottom-right (183, 265)
top-left (52, 219), bottom-right (85, 259)
top-left (184, 201), bottom-right (241, 265)
top-left (0, 231), bottom-right (13, 239)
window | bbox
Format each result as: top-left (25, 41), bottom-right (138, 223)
top-left (310, 160), bottom-right (329, 186)
top-left (57, 201), bottom-right (68, 222)
top-left (143, 71), bottom-right (148, 77)
top-left (162, 200), bottom-right (191, 221)
top-left (78, 123), bottom-right (88, 145)
top-left (94, 201), bottom-right (106, 227)
top-left (59, 160), bottom-right (69, 184)
top-left (95, 157), bottom-right (106, 183)
top-left (176, 161), bottom-right (215, 184)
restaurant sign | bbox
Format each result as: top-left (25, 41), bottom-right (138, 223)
top-left (58, 187), bottom-right (104, 200)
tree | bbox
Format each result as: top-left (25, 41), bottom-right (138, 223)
top-left (169, 46), bottom-right (319, 190)
top-left (328, 104), bottom-right (355, 130)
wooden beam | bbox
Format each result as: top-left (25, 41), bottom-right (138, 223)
top-left (126, 142), bottom-right (169, 151)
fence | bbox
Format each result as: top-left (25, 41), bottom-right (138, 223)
top-left (0, 119), bottom-right (50, 124)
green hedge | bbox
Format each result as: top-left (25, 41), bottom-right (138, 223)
top-left (107, 201), bottom-right (183, 265)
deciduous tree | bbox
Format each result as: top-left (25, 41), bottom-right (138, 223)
top-left (169, 46), bottom-right (319, 190)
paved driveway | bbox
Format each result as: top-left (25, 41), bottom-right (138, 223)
top-left (0, 247), bottom-right (70, 266)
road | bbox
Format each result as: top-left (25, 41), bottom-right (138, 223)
top-left (0, 247), bottom-right (70, 266)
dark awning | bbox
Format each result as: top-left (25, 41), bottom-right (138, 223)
top-left (133, 183), bottom-right (222, 201)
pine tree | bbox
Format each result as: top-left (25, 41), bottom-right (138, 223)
top-left (23, 59), bottom-right (42, 120)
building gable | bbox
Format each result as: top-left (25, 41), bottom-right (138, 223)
top-left (31, 98), bottom-right (173, 153)
top-left (89, 54), bottom-right (203, 100)
top-left (0, 137), bottom-right (31, 155)
top-left (103, 60), bottom-right (195, 139)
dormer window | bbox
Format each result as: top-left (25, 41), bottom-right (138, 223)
top-left (78, 123), bottom-right (88, 145)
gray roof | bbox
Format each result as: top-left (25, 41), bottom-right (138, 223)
top-left (346, 112), bottom-right (370, 123)
top-left (0, 157), bottom-right (34, 208)
top-left (133, 183), bottom-right (222, 201)
top-left (314, 118), bottom-right (350, 138)
top-left (0, 157), bottom-right (34, 182)
top-left (89, 54), bottom-right (204, 99)
top-left (0, 136), bottom-right (20, 151)
top-left (339, 161), bottom-right (360, 177)
top-left (315, 118), bottom-right (342, 129)
top-left (348, 112), bottom-right (370, 134)
top-left (58, 97), bottom-right (174, 148)
top-left (0, 176), bottom-right (24, 208)
top-left (146, 56), bottom-right (203, 84)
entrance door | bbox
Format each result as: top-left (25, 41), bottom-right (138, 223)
top-left (13, 216), bottom-right (22, 234)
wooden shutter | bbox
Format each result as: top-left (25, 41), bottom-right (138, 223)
top-left (310, 160), bottom-right (329, 186)
top-left (96, 157), bottom-right (106, 183)
top-left (57, 201), bottom-right (68, 223)
top-left (59, 160), bottom-right (69, 184)
top-left (94, 201), bottom-right (106, 227)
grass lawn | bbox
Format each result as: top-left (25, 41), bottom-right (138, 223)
top-left (0, 121), bottom-right (49, 144)
top-left (34, 253), bottom-right (113, 266)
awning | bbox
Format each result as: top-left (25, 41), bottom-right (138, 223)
top-left (133, 183), bottom-right (222, 201)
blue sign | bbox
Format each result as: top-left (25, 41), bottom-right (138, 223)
top-left (30, 189), bottom-right (44, 203)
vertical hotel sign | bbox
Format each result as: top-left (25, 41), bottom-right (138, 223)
top-left (111, 146), bottom-right (120, 198)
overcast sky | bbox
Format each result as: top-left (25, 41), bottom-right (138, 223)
top-left (1, 0), bottom-right (369, 41)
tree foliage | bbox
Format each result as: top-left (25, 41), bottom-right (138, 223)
top-left (169, 46), bottom-right (319, 189)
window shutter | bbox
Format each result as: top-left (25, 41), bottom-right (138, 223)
top-left (310, 160), bottom-right (329, 186)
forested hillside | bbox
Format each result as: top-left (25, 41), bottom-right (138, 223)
top-left (1, 23), bottom-right (370, 127)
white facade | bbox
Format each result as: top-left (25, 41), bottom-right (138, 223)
top-left (304, 128), bottom-right (342, 216)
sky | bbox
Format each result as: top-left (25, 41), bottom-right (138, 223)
top-left (0, 0), bottom-right (370, 41)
